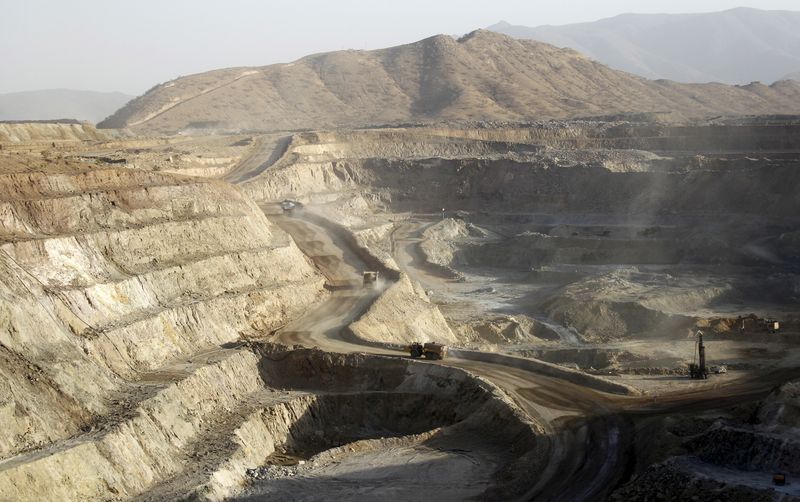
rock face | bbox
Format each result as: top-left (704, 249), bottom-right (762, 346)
top-left (238, 123), bottom-right (800, 216)
top-left (98, 30), bottom-right (800, 134)
top-left (0, 121), bottom-right (109, 143)
top-left (237, 122), bottom-right (800, 345)
top-left (348, 274), bottom-right (458, 345)
top-left (0, 158), bottom-right (324, 460)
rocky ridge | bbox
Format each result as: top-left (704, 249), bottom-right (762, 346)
top-left (99, 31), bottom-right (800, 134)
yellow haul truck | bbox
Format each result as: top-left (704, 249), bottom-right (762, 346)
top-left (407, 342), bottom-right (448, 360)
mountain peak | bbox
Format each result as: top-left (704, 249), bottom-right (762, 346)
top-left (458, 29), bottom-right (514, 44)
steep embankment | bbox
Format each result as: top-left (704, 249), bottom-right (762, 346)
top-left (99, 30), bottom-right (800, 134)
top-left (239, 123), bottom-right (800, 218)
top-left (0, 157), bottom-right (324, 461)
top-left (0, 121), bottom-right (110, 144)
top-left (237, 122), bottom-right (800, 344)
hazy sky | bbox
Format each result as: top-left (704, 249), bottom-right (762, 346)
top-left (2, 0), bottom-right (799, 95)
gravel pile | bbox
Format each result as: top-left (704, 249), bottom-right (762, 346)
top-left (610, 460), bottom-right (774, 501)
top-left (685, 424), bottom-right (800, 474)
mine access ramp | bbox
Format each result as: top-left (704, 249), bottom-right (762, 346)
top-left (279, 199), bottom-right (301, 215)
top-left (407, 342), bottom-right (448, 360)
top-left (362, 271), bottom-right (379, 288)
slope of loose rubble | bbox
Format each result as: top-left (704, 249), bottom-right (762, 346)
top-left (348, 274), bottom-right (458, 345)
top-left (613, 378), bottom-right (800, 500)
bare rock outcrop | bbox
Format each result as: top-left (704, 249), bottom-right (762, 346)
top-left (0, 122), bottom-right (110, 144)
top-left (349, 274), bottom-right (457, 346)
top-left (0, 158), bottom-right (325, 460)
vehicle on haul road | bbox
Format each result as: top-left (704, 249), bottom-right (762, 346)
top-left (407, 342), bottom-right (448, 360)
top-left (280, 200), bottom-right (297, 215)
top-left (362, 271), bottom-right (379, 288)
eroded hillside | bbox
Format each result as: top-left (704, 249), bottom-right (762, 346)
top-left (0, 153), bottom-right (325, 473)
top-left (99, 31), bottom-right (800, 134)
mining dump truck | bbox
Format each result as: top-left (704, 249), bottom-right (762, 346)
top-left (407, 342), bottom-right (448, 360)
top-left (688, 331), bottom-right (709, 380)
top-left (279, 200), bottom-right (297, 215)
top-left (362, 271), bottom-right (379, 288)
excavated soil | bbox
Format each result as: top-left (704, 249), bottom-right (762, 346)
top-left (3, 119), bottom-right (800, 501)
top-left (232, 121), bottom-right (800, 499)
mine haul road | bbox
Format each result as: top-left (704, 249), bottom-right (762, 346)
top-left (257, 206), bottom-right (799, 501)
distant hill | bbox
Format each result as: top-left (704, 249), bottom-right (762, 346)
top-left (782, 72), bottom-right (800, 81)
top-left (100, 30), bottom-right (800, 134)
top-left (489, 7), bottom-right (800, 84)
top-left (0, 89), bottom-right (134, 124)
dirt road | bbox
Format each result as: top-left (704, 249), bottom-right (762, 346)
top-left (224, 134), bottom-right (292, 184)
top-left (256, 207), bottom-right (800, 500)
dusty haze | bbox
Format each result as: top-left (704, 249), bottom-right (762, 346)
top-left (2, 0), bottom-right (799, 95)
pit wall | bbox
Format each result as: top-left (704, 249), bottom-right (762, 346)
top-left (241, 129), bottom-right (800, 221)
top-left (0, 251), bottom-right (119, 458)
top-left (0, 350), bottom-right (266, 501)
top-left (193, 394), bottom-right (451, 501)
top-left (356, 157), bottom-right (800, 218)
top-left (0, 122), bottom-right (109, 144)
top-left (289, 123), bottom-right (800, 158)
top-left (0, 164), bottom-right (326, 460)
top-left (252, 345), bottom-right (546, 499)
top-left (122, 345), bottom-right (551, 501)
top-left (458, 233), bottom-right (683, 268)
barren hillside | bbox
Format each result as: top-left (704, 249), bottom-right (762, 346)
top-left (3, 114), bottom-right (800, 499)
top-left (99, 30), bottom-right (800, 134)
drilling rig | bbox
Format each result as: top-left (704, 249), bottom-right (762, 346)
top-left (688, 330), bottom-right (709, 380)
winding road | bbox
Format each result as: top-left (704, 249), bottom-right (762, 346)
top-left (254, 204), bottom-right (800, 501)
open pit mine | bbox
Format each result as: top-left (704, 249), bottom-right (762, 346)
top-left (2, 30), bottom-right (800, 502)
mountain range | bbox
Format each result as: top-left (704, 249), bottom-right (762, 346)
top-left (99, 30), bottom-right (800, 134)
top-left (489, 7), bottom-right (800, 85)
